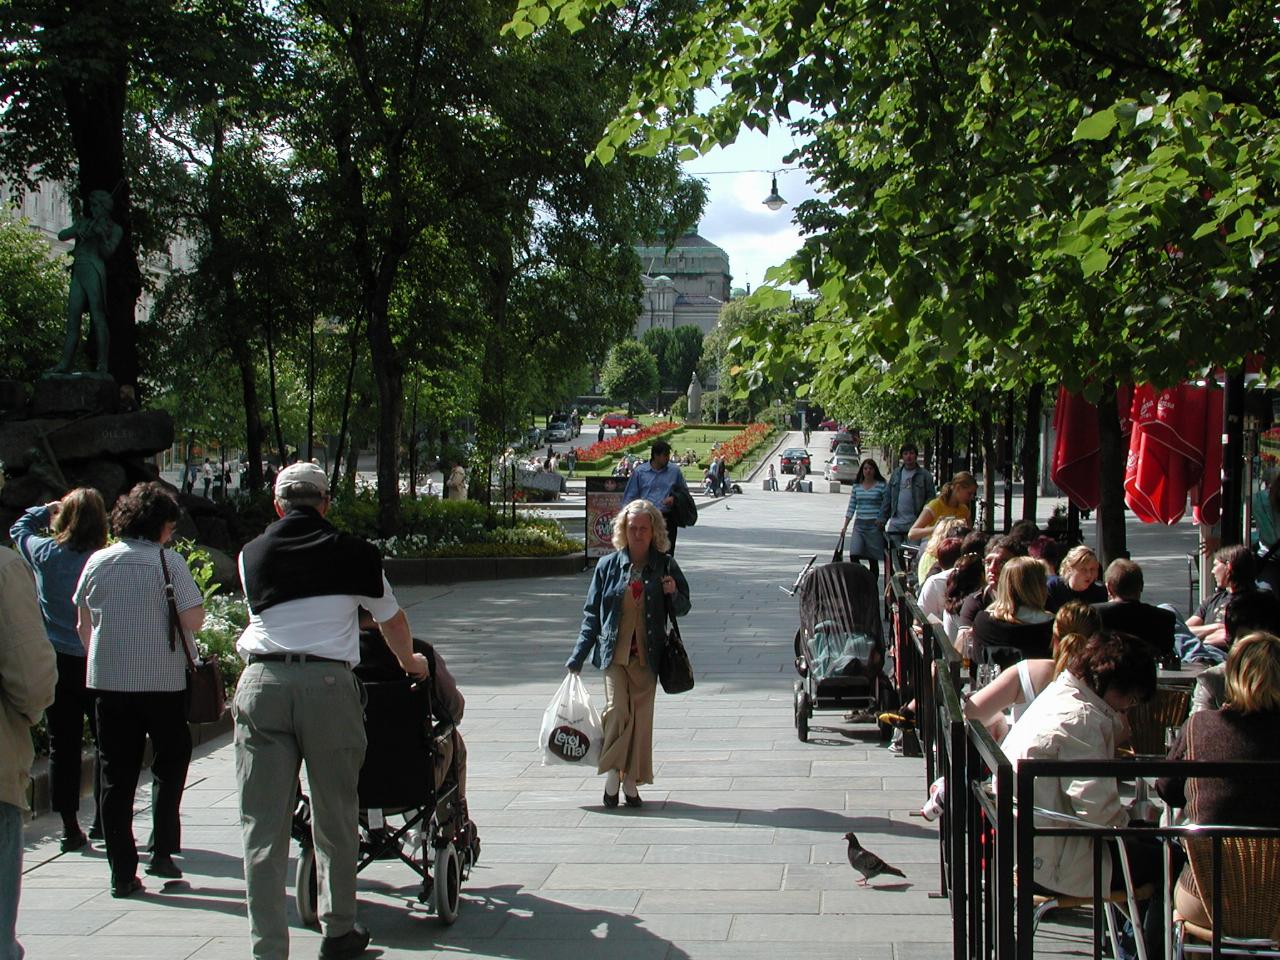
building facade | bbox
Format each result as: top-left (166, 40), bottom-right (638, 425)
top-left (633, 231), bottom-right (732, 337)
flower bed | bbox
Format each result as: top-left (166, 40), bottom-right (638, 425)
top-left (696, 421), bottom-right (775, 470)
top-left (570, 420), bottom-right (681, 468)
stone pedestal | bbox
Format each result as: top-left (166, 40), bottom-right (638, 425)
top-left (33, 374), bottom-right (118, 417)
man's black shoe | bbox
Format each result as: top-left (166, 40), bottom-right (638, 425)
top-left (318, 923), bottom-right (371, 960)
top-left (145, 855), bottom-right (183, 879)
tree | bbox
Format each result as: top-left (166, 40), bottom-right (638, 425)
top-left (601, 340), bottom-right (659, 413)
top-left (667, 325), bottom-right (703, 395)
top-left (0, 218), bottom-right (66, 382)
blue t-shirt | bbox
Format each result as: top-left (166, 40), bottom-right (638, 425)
top-left (9, 506), bottom-right (95, 656)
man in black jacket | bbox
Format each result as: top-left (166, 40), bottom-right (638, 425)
top-left (1092, 559), bottom-right (1176, 661)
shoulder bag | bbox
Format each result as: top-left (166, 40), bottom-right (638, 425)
top-left (657, 559), bottom-right (694, 694)
top-left (160, 549), bottom-right (225, 724)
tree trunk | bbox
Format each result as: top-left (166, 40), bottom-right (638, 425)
top-left (408, 381), bottom-right (419, 500)
top-left (1002, 392), bottom-right (1015, 532)
top-left (1020, 383), bottom-right (1044, 522)
top-left (1096, 381), bottom-right (1129, 565)
top-left (232, 338), bottom-right (265, 494)
top-left (62, 61), bottom-right (142, 389)
top-left (366, 264), bottom-right (405, 537)
top-left (330, 323), bottom-right (362, 491)
top-left (981, 418), bottom-right (998, 534)
top-left (264, 311), bottom-right (288, 465)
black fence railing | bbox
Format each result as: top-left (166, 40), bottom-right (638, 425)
top-left (885, 567), bottom-right (1280, 960)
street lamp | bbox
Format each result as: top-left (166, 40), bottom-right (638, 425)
top-left (762, 172), bottom-right (786, 211)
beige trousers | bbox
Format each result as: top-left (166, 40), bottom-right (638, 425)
top-left (598, 659), bottom-right (657, 784)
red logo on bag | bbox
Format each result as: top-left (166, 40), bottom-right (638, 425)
top-left (549, 725), bottom-right (590, 761)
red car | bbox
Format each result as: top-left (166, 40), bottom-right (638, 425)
top-left (818, 418), bottom-right (840, 430)
top-left (601, 413), bottom-right (640, 429)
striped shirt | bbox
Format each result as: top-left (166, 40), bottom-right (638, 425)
top-left (73, 539), bottom-right (203, 692)
top-left (845, 481), bottom-right (887, 521)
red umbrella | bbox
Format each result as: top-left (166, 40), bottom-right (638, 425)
top-left (1123, 383), bottom-right (1222, 526)
top-left (1192, 386), bottom-right (1224, 526)
top-left (1050, 386), bottom-right (1135, 510)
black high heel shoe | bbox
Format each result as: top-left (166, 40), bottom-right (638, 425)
top-left (623, 792), bottom-right (643, 808)
top-left (602, 789), bottom-right (620, 808)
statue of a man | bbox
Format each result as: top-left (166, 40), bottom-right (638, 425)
top-left (53, 189), bottom-right (122, 375)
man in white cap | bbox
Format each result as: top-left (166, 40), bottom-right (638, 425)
top-left (234, 462), bottom-right (427, 960)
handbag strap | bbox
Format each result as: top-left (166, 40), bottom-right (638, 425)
top-left (661, 556), bottom-right (682, 641)
top-left (159, 549), bottom-right (197, 668)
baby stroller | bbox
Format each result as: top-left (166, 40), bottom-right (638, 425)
top-left (291, 670), bottom-right (480, 926)
top-left (785, 552), bottom-right (897, 742)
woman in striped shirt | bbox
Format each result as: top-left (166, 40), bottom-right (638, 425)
top-left (840, 459), bottom-right (889, 583)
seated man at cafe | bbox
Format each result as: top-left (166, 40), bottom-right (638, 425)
top-left (1092, 559), bottom-right (1176, 661)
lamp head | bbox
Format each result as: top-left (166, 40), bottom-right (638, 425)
top-left (763, 173), bottom-right (786, 211)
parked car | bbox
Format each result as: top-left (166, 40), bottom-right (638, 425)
top-left (834, 441), bottom-right (859, 458)
top-left (545, 418), bottom-right (572, 443)
top-left (525, 426), bottom-right (543, 448)
top-left (601, 412), bottom-right (640, 429)
top-left (780, 447), bottom-right (811, 474)
top-left (818, 418), bottom-right (840, 430)
top-left (829, 431), bottom-right (854, 452)
top-left (826, 454), bottom-right (859, 484)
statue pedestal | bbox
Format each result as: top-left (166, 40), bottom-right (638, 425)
top-left (34, 374), bottom-right (118, 416)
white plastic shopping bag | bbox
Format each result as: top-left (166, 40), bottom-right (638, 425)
top-left (539, 673), bottom-right (602, 767)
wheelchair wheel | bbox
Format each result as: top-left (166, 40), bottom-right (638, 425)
top-left (295, 846), bottom-right (318, 926)
top-left (433, 843), bottom-right (461, 925)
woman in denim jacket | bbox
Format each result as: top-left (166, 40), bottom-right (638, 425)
top-left (567, 499), bottom-right (691, 808)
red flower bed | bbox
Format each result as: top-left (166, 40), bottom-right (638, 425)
top-left (700, 422), bottom-right (774, 469)
top-left (571, 421), bottom-right (680, 463)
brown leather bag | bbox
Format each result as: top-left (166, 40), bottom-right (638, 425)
top-left (160, 550), bottom-right (225, 724)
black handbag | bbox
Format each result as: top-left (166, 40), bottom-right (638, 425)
top-left (672, 484), bottom-right (698, 528)
top-left (657, 593), bottom-right (694, 695)
top-left (160, 550), bottom-right (226, 724)
top-left (833, 532), bottom-right (846, 563)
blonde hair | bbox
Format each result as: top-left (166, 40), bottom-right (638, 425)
top-left (924, 515), bottom-right (968, 557)
top-left (1223, 632), bottom-right (1280, 714)
top-left (611, 499), bottom-right (670, 554)
top-left (1052, 601), bottom-right (1100, 676)
top-left (1059, 545), bottom-right (1100, 580)
top-left (52, 487), bottom-right (109, 553)
top-left (939, 471), bottom-right (978, 507)
top-left (989, 556), bottom-right (1048, 621)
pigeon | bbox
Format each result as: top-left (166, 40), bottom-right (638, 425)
top-left (844, 832), bottom-right (907, 887)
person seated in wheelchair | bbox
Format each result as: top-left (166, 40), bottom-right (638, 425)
top-left (355, 611), bottom-right (467, 798)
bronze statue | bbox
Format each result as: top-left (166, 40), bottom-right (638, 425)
top-left (53, 189), bottom-right (122, 376)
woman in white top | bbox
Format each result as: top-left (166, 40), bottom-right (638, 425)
top-left (74, 483), bottom-right (204, 898)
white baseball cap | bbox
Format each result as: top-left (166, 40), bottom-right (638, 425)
top-left (274, 461), bottom-right (329, 499)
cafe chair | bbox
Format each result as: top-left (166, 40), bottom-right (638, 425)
top-left (1027, 806), bottom-right (1156, 960)
top-left (1126, 688), bottom-right (1191, 757)
top-left (1174, 836), bottom-right (1280, 958)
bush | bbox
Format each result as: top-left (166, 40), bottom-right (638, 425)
top-left (671, 395), bottom-right (689, 420)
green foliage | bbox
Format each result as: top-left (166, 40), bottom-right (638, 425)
top-left (600, 339), bottom-right (661, 411)
top-left (641, 324), bottom-right (703, 391)
top-left (196, 593), bottom-right (250, 695)
top-left (0, 217), bottom-right (66, 381)
top-left (171, 539), bottom-right (221, 603)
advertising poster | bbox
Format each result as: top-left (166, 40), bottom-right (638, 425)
top-left (585, 476), bottom-right (626, 559)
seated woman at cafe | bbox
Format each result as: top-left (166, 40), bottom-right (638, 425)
top-left (915, 516), bottom-right (969, 583)
top-left (964, 601), bottom-right (1099, 741)
top-left (1045, 545), bottom-right (1108, 613)
top-left (1157, 631), bottom-right (1280, 929)
top-left (1001, 632), bottom-right (1159, 900)
top-left (970, 557), bottom-right (1054, 666)
top-left (1185, 545), bottom-right (1258, 649)
top-left (1191, 591), bottom-right (1280, 713)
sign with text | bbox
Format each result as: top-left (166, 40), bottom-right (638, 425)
top-left (585, 476), bottom-right (626, 558)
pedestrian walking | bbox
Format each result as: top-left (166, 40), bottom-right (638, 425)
top-left (73, 482), bottom-right (205, 897)
top-left (9, 488), bottom-right (109, 851)
top-left (566, 448), bottom-right (577, 478)
top-left (839, 459), bottom-right (889, 583)
top-left (880, 442), bottom-right (936, 551)
top-left (234, 462), bottom-right (428, 960)
top-left (0, 534), bottom-right (57, 960)
top-left (622, 440), bottom-right (692, 556)
top-left (201, 459), bottom-right (213, 498)
top-left (566, 499), bottom-right (690, 808)
top-left (766, 463), bottom-right (778, 491)
top-left (598, 422), bottom-right (606, 444)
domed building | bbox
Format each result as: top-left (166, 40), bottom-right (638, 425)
top-left (633, 230), bottom-right (732, 337)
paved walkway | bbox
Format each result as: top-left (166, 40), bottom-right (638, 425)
top-left (18, 433), bottom-right (1199, 959)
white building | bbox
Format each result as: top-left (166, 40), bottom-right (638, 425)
top-left (633, 231), bottom-right (732, 337)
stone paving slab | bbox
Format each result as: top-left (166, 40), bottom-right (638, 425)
top-left (20, 430), bottom-right (1197, 958)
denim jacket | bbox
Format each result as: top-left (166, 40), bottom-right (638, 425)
top-left (567, 549), bottom-right (691, 672)
top-left (880, 465), bottom-right (936, 530)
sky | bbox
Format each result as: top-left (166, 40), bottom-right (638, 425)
top-left (680, 121), bottom-right (818, 295)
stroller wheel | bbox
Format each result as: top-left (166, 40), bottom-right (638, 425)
top-left (433, 843), bottom-right (461, 925)
top-left (795, 689), bottom-right (811, 742)
top-left (294, 846), bottom-right (318, 927)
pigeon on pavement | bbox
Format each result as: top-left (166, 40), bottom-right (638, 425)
top-left (844, 832), bottom-right (907, 886)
